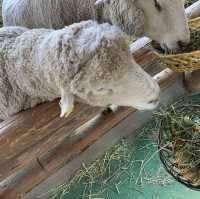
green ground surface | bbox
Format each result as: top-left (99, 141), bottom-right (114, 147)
top-left (50, 95), bottom-right (200, 199)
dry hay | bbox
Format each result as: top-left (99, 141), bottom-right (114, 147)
top-left (48, 101), bottom-right (195, 198)
top-left (158, 93), bottom-right (200, 190)
top-left (47, 123), bottom-right (170, 199)
top-left (48, 139), bottom-right (135, 199)
top-left (153, 17), bottom-right (200, 72)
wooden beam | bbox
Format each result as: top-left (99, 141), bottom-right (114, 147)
top-left (186, 0), bottom-right (200, 19)
top-left (0, 102), bottom-right (103, 181)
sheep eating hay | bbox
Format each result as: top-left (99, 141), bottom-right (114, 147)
top-left (0, 20), bottom-right (160, 120)
top-left (3, 0), bottom-right (190, 50)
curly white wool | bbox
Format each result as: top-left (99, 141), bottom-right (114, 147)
top-left (2, 0), bottom-right (189, 49)
top-left (0, 21), bottom-right (160, 119)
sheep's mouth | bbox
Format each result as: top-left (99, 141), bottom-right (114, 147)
top-left (151, 41), bottom-right (167, 54)
top-left (151, 41), bottom-right (180, 55)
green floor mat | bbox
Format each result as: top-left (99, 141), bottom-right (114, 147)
top-left (50, 94), bottom-right (200, 199)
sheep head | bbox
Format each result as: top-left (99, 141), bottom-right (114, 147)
top-left (97, 0), bottom-right (190, 51)
top-left (69, 22), bottom-right (160, 111)
top-left (135, 0), bottom-right (190, 51)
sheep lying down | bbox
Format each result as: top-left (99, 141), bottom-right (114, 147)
top-left (0, 20), bottom-right (160, 120)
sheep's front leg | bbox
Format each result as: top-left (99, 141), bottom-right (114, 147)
top-left (59, 88), bottom-right (74, 118)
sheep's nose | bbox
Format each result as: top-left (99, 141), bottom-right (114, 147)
top-left (177, 40), bottom-right (189, 49)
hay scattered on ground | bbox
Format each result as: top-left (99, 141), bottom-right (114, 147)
top-left (49, 139), bottom-right (135, 199)
top-left (48, 111), bottom-right (175, 199)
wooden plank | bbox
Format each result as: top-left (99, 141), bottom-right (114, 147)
top-left (0, 102), bottom-right (103, 181)
top-left (186, 0), bottom-right (200, 19)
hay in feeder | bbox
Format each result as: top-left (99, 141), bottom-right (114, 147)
top-left (153, 17), bottom-right (200, 72)
top-left (158, 93), bottom-right (200, 190)
top-left (180, 27), bottom-right (200, 53)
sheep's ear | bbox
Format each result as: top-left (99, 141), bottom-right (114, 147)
top-left (95, 0), bottom-right (109, 5)
top-left (59, 88), bottom-right (74, 118)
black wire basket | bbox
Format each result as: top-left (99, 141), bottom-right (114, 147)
top-left (158, 93), bottom-right (200, 191)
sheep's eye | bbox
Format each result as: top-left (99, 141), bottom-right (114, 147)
top-left (97, 88), bottom-right (105, 92)
top-left (154, 0), bottom-right (162, 12)
top-left (96, 88), bottom-right (113, 94)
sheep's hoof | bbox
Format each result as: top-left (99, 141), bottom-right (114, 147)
top-left (183, 70), bottom-right (200, 93)
top-left (102, 107), bottom-right (113, 115)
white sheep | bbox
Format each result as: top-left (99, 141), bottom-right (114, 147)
top-left (0, 21), bottom-right (160, 120)
top-left (2, 0), bottom-right (190, 50)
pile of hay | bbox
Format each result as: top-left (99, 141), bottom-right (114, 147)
top-left (49, 139), bottom-right (136, 199)
top-left (158, 93), bottom-right (200, 190)
top-left (180, 26), bottom-right (200, 53)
